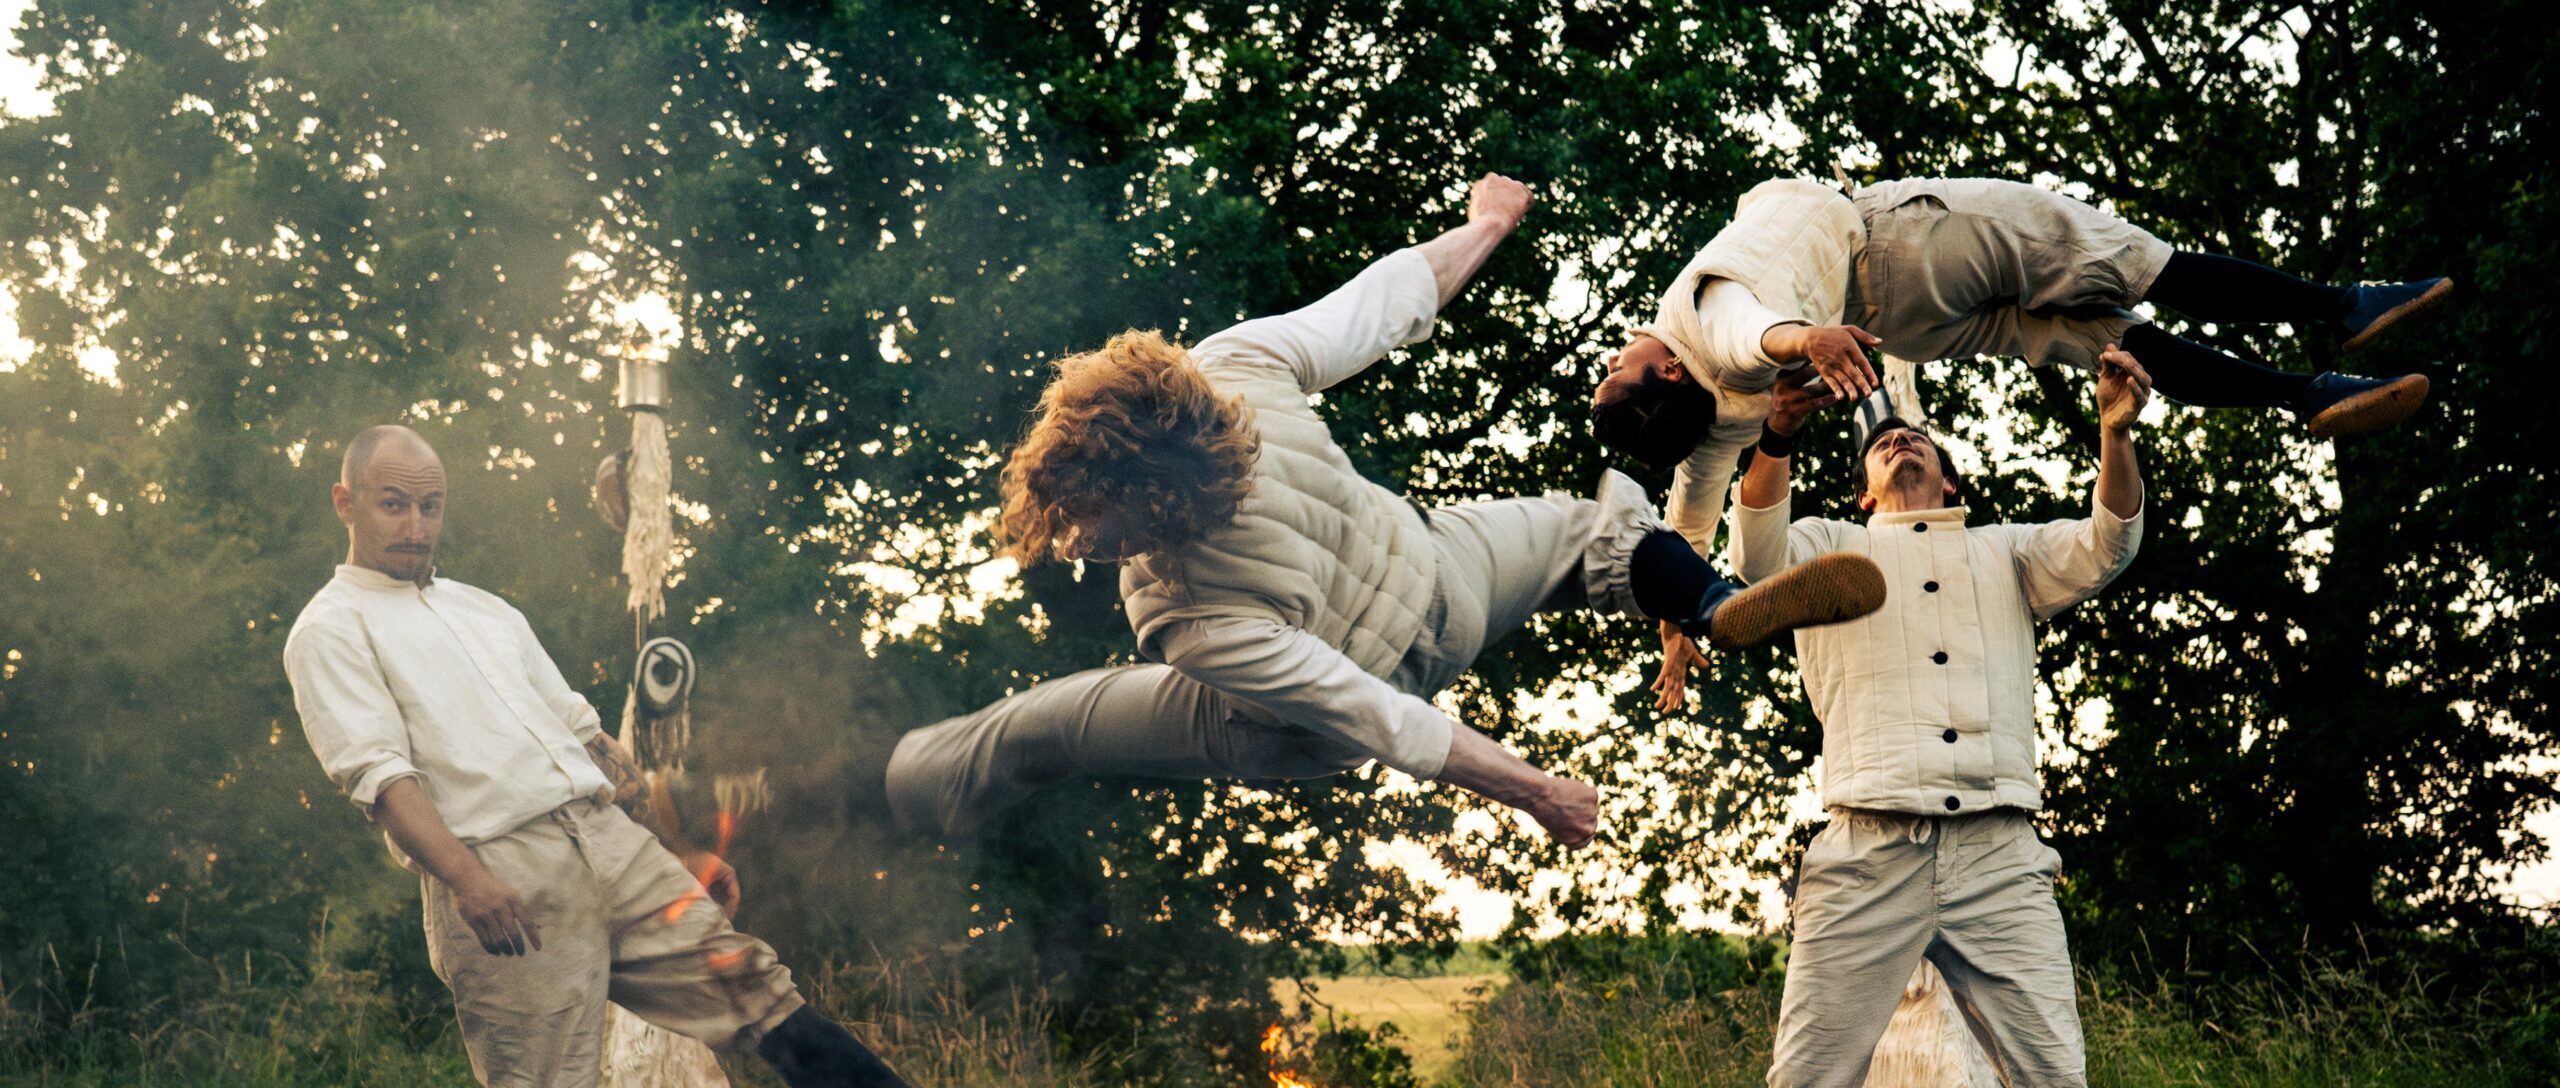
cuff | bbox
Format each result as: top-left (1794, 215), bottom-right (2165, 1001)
top-left (347, 759), bottom-right (423, 809)
top-left (2092, 483), bottom-right (2146, 537)
top-left (1383, 246), bottom-right (1445, 324)
top-left (1384, 694), bottom-right (1457, 780)
top-left (568, 706), bottom-right (604, 744)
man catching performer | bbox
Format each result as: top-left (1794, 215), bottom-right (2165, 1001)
top-left (283, 425), bottom-right (911, 1088)
top-left (885, 174), bottom-right (1888, 844)
top-left (1730, 347), bottom-right (2155, 1087)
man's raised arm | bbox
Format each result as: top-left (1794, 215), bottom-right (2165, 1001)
top-left (1415, 173), bottom-right (1530, 307)
top-left (1193, 173), bottom-right (1531, 394)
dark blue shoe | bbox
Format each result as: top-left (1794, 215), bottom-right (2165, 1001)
top-left (2294, 371), bottom-right (2430, 438)
top-left (2339, 277), bottom-right (2454, 352)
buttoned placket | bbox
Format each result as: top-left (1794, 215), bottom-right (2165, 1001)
top-left (412, 585), bottom-right (593, 795)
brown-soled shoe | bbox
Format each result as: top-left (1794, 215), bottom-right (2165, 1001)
top-left (2302, 372), bottom-right (2431, 439)
top-left (1706, 552), bottom-right (1887, 650)
top-left (2340, 277), bottom-right (2455, 353)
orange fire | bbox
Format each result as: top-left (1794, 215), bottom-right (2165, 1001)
top-left (1260, 1024), bottom-right (1318, 1088)
top-left (658, 809), bottom-right (746, 925)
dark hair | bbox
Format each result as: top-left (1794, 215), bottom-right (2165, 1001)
top-left (1849, 417), bottom-right (1962, 507)
top-left (1592, 367), bottom-right (1718, 470)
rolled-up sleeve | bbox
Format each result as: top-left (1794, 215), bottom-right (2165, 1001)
top-left (1666, 430), bottom-right (1752, 556)
top-left (283, 620), bottom-right (420, 809)
top-left (1152, 614), bottom-right (1455, 779)
top-left (509, 607), bottom-right (602, 742)
top-left (1729, 492), bottom-right (1842, 586)
top-left (1695, 278), bottom-right (1802, 379)
top-left (1190, 247), bottom-right (1441, 394)
top-left (2010, 488), bottom-right (2145, 620)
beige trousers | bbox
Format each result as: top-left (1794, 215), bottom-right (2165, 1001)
top-left (885, 473), bottom-right (1662, 834)
top-left (1769, 809), bottom-right (2084, 1088)
top-left (422, 799), bottom-right (804, 1088)
top-left (1849, 177), bottom-right (2175, 371)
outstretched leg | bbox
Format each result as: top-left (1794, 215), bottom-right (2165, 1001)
top-left (2141, 251), bottom-right (2452, 352)
top-left (884, 664), bottom-right (1363, 834)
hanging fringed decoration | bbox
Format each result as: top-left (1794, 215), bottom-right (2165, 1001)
top-left (617, 349), bottom-right (673, 633)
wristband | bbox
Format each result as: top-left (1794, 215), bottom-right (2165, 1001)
top-left (1757, 423), bottom-right (1799, 458)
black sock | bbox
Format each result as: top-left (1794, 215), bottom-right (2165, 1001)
top-left (2142, 251), bottom-right (2350, 326)
top-left (1630, 530), bottom-right (1729, 621)
top-left (757, 1006), bottom-right (912, 1088)
top-left (2120, 323), bottom-right (2315, 409)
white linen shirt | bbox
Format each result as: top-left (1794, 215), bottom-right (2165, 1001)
top-left (284, 564), bottom-right (610, 846)
top-left (1729, 493), bottom-right (2142, 814)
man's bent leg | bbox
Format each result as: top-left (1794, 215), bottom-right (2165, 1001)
top-left (886, 664), bottom-right (1358, 834)
top-left (577, 802), bottom-right (911, 1087)
top-left (1925, 812), bottom-right (2086, 1088)
top-left (1768, 815), bottom-right (1940, 1088)
top-left (423, 812), bottom-right (613, 1088)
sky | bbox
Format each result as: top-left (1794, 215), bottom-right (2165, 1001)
top-left (1, 0), bottom-right (2549, 938)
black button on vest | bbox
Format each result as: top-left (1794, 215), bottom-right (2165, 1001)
top-left (1944, 796), bottom-right (1961, 811)
top-left (1942, 729), bottom-right (1958, 743)
top-left (1924, 580), bottom-right (1940, 592)
top-left (1914, 523), bottom-right (1929, 533)
top-left (1931, 651), bottom-right (1949, 664)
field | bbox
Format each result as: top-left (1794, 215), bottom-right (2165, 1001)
top-left (8, 943), bottom-right (2556, 1087)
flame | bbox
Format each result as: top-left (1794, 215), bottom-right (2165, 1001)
top-left (1260, 1024), bottom-right (1318, 1088)
top-left (658, 803), bottom-right (749, 925)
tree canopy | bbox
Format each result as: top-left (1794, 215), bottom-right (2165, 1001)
top-left (3, 0), bottom-right (2553, 1077)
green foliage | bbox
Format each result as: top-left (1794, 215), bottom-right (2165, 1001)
top-left (1, 0), bottom-right (2556, 1082)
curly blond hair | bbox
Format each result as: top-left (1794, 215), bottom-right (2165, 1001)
top-left (997, 330), bottom-right (1259, 564)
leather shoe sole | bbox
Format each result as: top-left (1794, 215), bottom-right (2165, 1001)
top-left (1708, 552), bottom-right (1888, 650)
top-left (2343, 278), bottom-right (2454, 352)
top-left (2307, 373), bottom-right (2430, 439)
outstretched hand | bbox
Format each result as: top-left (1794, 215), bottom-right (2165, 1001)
top-left (1770, 324), bottom-right (1881, 401)
top-left (1766, 369), bottom-right (1846, 437)
top-left (1467, 173), bottom-right (1532, 234)
top-left (1651, 620), bottom-right (1709, 713)
top-left (2097, 344), bottom-right (2153, 433)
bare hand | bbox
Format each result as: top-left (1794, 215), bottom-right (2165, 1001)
top-left (1766, 370), bottom-right (1845, 438)
top-left (2097, 343), bottom-right (2152, 433)
top-left (1467, 173), bottom-right (1532, 234)
top-left (681, 849), bottom-right (742, 918)
top-left (1784, 325), bottom-right (1881, 401)
top-left (453, 874), bottom-right (542, 956)
top-left (1650, 620), bottom-right (1709, 713)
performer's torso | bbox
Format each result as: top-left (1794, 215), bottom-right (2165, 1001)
top-left (1117, 350), bottom-right (1437, 682)
top-left (288, 566), bottom-right (609, 844)
top-left (1792, 508), bottom-right (2048, 816)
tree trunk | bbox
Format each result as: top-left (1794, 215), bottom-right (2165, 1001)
top-left (1863, 961), bottom-right (2004, 1088)
top-left (599, 1003), bottom-right (731, 1087)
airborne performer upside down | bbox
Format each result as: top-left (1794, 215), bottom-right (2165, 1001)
top-left (885, 175), bottom-right (1887, 844)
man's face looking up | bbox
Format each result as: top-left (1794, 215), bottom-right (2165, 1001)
top-left (333, 437), bottom-right (447, 583)
top-left (1859, 424), bottom-right (1956, 511)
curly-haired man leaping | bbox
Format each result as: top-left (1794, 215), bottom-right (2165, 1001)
top-left (885, 175), bottom-right (1888, 846)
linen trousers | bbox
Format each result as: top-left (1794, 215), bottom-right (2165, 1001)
top-left (885, 472), bottom-right (1662, 834)
top-left (421, 798), bottom-right (805, 1088)
top-left (1850, 177), bottom-right (2175, 372)
top-left (1769, 808), bottom-right (2084, 1088)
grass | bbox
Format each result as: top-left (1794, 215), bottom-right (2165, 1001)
top-left (0, 947), bottom-right (1098, 1088)
top-left (8, 935), bottom-right (2553, 1087)
top-left (1435, 955), bottom-right (2554, 1088)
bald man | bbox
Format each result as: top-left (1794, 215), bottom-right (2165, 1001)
top-left (282, 426), bottom-right (911, 1088)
